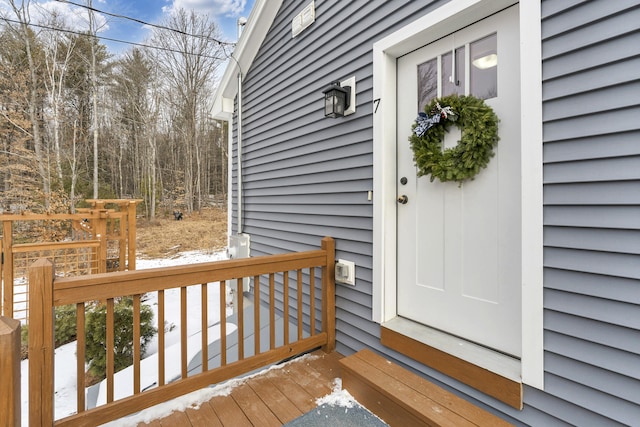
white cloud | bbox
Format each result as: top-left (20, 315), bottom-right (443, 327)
top-left (163, 0), bottom-right (246, 17)
top-left (28, 1), bottom-right (109, 32)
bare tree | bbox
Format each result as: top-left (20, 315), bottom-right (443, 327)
top-left (6, 0), bottom-right (50, 207)
top-left (150, 8), bottom-right (225, 213)
top-left (41, 12), bottom-right (76, 190)
top-left (0, 32), bottom-right (38, 211)
top-left (111, 48), bottom-right (160, 217)
top-left (87, 0), bottom-right (100, 199)
top-left (1, 4), bottom-right (227, 216)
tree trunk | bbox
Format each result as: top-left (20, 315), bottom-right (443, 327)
top-left (69, 121), bottom-right (78, 213)
top-left (88, 0), bottom-right (99, 199)
top-left (9, 0), bottom-right (51, 208)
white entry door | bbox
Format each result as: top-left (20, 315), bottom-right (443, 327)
top-left (396, 6), bottom-right (521, 357)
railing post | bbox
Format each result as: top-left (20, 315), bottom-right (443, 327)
top-left (321, 237), bottom-right (336, 353)
top-left (96, 210), bottom-right (108, 274)
top-left (28, 259), bottom-right (55, 426)
top-left (127, 201), bottom-right (137, 270)
top-left (2, 221), bottom-right (14, 317)
top-left (0, 316), bottom-right (21, 426)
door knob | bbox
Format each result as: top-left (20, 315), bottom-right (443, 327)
top-left (397, 195), bottom-right (408, 204)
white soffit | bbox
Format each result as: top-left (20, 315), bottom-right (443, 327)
top-left (214, 0), bottom-right (284, 103)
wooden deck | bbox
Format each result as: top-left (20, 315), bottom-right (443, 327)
top-left (139, 350), bottom-right (344, 426)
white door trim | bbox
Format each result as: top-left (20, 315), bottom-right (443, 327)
top-left (372, 0), bottom-right (544, 390)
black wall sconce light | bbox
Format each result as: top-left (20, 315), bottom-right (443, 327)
top-left (322, 76), bottom-right (356, 118)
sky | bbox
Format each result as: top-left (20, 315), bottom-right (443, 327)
top-left (1, 0), bottom-right (256, 56)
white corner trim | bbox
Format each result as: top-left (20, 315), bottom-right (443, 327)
top-left (372, 41), bottom-right (398, 323)
top-left (520, 0), bottom-right (544, 390)
top-left (372, 0), bottom-right (544, 390)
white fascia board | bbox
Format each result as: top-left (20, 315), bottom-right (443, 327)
top-left (212, 0), bottom-right (284, 117)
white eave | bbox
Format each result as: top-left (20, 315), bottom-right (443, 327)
top-left (212, 0), bottom-right (283, 120)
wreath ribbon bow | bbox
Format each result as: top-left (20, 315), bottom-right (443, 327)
top-left (412, 102), bottom-right (456, 137)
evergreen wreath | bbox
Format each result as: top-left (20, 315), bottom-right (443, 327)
top-left (409, 94), bottom-right (499, 184)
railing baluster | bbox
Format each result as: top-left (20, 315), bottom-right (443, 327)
top-left (269, 273), bottom-right (275, 350)
top-left (297, 269), bottom-right (303, 340)
top-left (310, 267), bottom-right (316, 335)
top-left (201, 283), bottom-right (208, 371)
top-left (106, 298), bottom-right (115, 403)
top-left (283, 272), bottom-right (289, 345)
top-left (220, 280), bottom-right (227, 366)
top-left (181, 286), bottom-right (187, 379)
top-left (133, 294), bottom-right (141, 394)
top-left (2, 220), bottom-right (13, 318)
top-left (237, 278), bottom-right (244, 360)
top-left (76, 302), bottom-right (86, 412)
top-left (254, 275), bottom-right (260, 356)
top-left (158, 289), bottom-right (165, 386)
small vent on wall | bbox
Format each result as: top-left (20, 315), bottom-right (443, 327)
top-left (292, 1), bottom-right (315, 37)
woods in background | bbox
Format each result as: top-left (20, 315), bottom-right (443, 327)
top-left (0, 2), bottom-right (229, 218)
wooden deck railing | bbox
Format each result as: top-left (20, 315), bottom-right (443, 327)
top-left (26, 237), bottom-right (335, 426)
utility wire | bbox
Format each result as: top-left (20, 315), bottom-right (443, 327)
top-left (54, 0), bottom-right (235, 46)
top-left (1, 17), bottom-right (229, 60)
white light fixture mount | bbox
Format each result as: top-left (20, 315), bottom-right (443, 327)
top-left (340, 76), bottom-right (356, 116)
top-left (322, 76), bottom-right (356, 118)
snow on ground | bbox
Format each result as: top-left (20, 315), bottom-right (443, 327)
top-left (94, 322), bottom-right (238, 406)
top-left (316, 378), bottom-right (357, 408)
top-left (20, 249), bottom-right (228, 426)
top-left (135, 250), bottom-right (232, 355)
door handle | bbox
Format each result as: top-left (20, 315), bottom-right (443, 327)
top-left (397, 195), bottom-right (409, 204)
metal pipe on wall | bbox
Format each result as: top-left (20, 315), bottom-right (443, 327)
top-left (236, 71), bottom-right (243, 234)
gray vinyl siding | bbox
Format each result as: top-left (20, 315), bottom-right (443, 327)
top-left (230, 0), bottom-right (449, 355)
top-left (229, 0), bottom-right (640, 425)
top-left (538, 0), bottom-right (640, 426)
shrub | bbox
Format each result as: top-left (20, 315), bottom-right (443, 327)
top-left (20, 324), bottom-right (29, 360)
top-left (85, 297), bottom-right (156, 380)
top-left (55, 304), bottom-right (77, 347)
top-left (20, 305), bottom-right (78, 360)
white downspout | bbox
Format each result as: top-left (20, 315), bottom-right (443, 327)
top-left (231, 17), bottom-right (251, 296)
top-left (237, 70), bottom-right (243, 234)
top-left (236, 17), bottom-right (246, 235)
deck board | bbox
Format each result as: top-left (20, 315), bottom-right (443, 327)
top-left (208, 394), bottom-right (253, 427)
top-left (185, 402), bottom-right (223, 427)
top-left (282, 359), bottom-right (335, 398)
top-left (230, 383), bottom-right (282, 427)
top-left (264, 373), bottom-right (317, 413)
top-left (157, 410), bottom-right (192, 426)
top-left (140, 350), bottom-right (342, 426)
top-left (248, 376), bottom-right (304, 423)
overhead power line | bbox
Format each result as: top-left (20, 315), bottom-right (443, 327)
top-left (54, 0), bottom-right (235, 46)
top-left (0, 17), bottom-right (228, 61)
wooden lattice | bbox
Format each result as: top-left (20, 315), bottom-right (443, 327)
top-left (0, 199), bottom-right (141, 324)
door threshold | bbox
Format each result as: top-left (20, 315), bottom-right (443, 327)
top-left (381, 316), bottom-right (522, 409)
